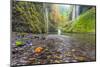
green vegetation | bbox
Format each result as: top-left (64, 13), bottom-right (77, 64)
top-left (11, 1), bottom-right (96, 66)
top-left (12, 1), bottom-right (96, 34)
top-left (67, 8), bottom-right (96, 33)
top-left (12, 1), bottom-right (46, 33)
top-left (15, 40), bottom-right (24, 46)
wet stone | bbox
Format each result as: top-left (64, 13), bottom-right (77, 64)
top-left (11, 33), bottom-right (96, 65)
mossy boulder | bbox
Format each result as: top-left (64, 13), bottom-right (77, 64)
top-left (15, 40), bottom-right (24, 46)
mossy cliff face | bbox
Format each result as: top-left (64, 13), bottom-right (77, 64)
top-left (12, 1), bottom-right (96, 33)
top-left (12, 1), bottom-right (46, 33)
top-left (68, 8), bottom-right (96, 33)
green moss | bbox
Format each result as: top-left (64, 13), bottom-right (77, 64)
top-left (15, 40), bottom-right (24, 46)
top-left (69, 8), bottom-right (96, 32)
top-left (12, 1), bottom-right (46, 33)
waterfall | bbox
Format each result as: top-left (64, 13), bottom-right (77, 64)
top-left (72, 5), bottom-right (80, 20)
top-left (75, 6), bottom-right (80, 17)
top-left (58, 29), bottom-right (61, 35)
top-left (72, 6), bottom-right (76, 20)
top-left (43, 3), bottom-right (49, 34)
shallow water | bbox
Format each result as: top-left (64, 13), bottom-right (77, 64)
top-left (11, 32), bottom-right (96, 66)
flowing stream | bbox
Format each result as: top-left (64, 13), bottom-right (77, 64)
top-left (11, 32), bottom-right (96, 66)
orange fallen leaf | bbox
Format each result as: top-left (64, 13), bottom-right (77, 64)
top-left (34, 47), bottom-right (43, 53)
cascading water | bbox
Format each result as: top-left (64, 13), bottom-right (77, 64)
top-left (58, 29), bottom-right (61, 35)
top-left (43, 3), bottom-right (49, 34)
top-left (75, 6), bottom-right (80, 17)
top-left (72, 5), bottom-right (80, 20)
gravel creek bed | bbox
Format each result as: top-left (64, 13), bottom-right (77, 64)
top-left (11, 32), bottom-right (96, 66)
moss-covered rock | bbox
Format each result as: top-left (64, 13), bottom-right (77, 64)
top-left (15, 40), bottom-right (24, 46)
top-left (68, 7), bottom-right (96, 32)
